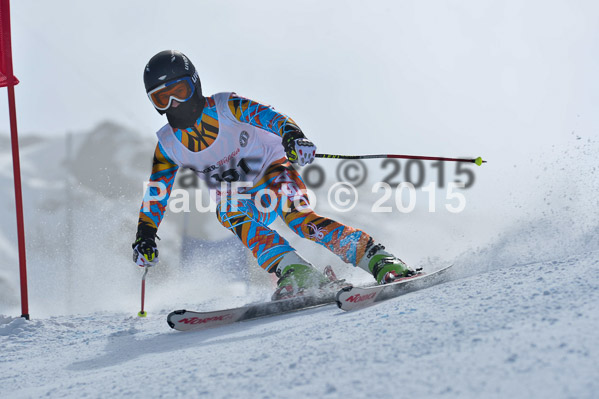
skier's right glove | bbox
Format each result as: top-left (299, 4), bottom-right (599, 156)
top-left (132, 236), bottom-right (159, 267)
top-left (282, 130), bottom-right (317, 166)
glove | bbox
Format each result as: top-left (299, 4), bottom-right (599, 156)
top-left (282, 131), bottom-right (317, 166)
top-left (132, 236), bottom-right (159, 267)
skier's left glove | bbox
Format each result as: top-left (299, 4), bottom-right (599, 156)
top-left (132, 236), bottom-right (159, 267)
top-left (282, 131), bottom-right (317, 166)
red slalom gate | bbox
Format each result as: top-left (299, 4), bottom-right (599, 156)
top-left (1, 0), bottom-right (29, 320)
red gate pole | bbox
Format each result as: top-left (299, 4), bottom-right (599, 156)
top-left (8, 84), bottom-right (28, 320)
top-left (1, 0), bottom-right (29, 320)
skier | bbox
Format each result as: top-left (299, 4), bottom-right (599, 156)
top-left (132, 50), bottom-right (416, 299)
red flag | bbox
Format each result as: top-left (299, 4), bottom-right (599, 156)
top-left (0, 0), bottom-right (19, 87)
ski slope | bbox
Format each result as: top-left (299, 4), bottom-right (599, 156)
top-left (1, 248), bottom-right (598, 398)
top-left (1, 127), bottom-right (598, 398)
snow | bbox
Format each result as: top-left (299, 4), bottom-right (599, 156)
top-left (1, 124), bottom-right (598, 398)
top-left (1, 251), bottom-right (597, 398)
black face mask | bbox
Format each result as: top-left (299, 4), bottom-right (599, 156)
top-left (165, 94), bottom-right (206, 129)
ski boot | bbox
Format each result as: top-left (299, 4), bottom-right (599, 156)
top-left (358, 243), bottom-right (420, 284)
top-left (272, 252), bottom-right (331, 301)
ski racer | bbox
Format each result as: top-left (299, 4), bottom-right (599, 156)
top-left (133, 50), bottom-right (416, 299)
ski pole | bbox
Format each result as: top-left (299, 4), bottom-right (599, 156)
top-left (316, 153), bottom-right (486, 166)
top-left (138, 267), bottom-right (149, 317)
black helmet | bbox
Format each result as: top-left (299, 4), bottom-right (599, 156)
top-left (144, 50), bottom-right (205, 129)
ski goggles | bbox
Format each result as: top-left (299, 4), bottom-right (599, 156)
top-left (147, 76), bottom-right (196, 111)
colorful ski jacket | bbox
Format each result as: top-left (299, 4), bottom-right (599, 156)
top-left (137, 93), bottom-right (302, 238)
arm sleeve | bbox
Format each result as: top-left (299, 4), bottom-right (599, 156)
top-left (136, 142), bottom-right (179, 238)
top-left (227, 93), bottom-right (304, 138)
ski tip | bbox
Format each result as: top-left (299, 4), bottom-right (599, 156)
top-left (167, 309), bottom-right (187, 329)
top-left (336, 286), bottom-right (353, 309)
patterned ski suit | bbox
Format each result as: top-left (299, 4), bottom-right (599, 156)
top-left (137, 93), bottom-right (373, 273)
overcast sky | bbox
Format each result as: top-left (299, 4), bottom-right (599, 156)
top-left (1, 0), bottom-right (598, 163)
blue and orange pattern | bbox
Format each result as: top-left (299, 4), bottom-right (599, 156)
top-left (137, 93), bottom-right (298, 236)
top-left (228, 94), bottom-right (301, 138)
top-left (216, 159), bottom-right (373, 272)
top-left (137, 143), bottom-right (179, 238)
top-left (138, 94), bottom-right (369, 271)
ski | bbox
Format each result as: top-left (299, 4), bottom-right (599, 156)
top-left (167, 265), bottom-right (349, 332)
top-left (335, 264), bottom-right (454, 311)
top-left (167, 266), bottom-right (454, 330)
top-left (167, 292), bottom-right (338, 332)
